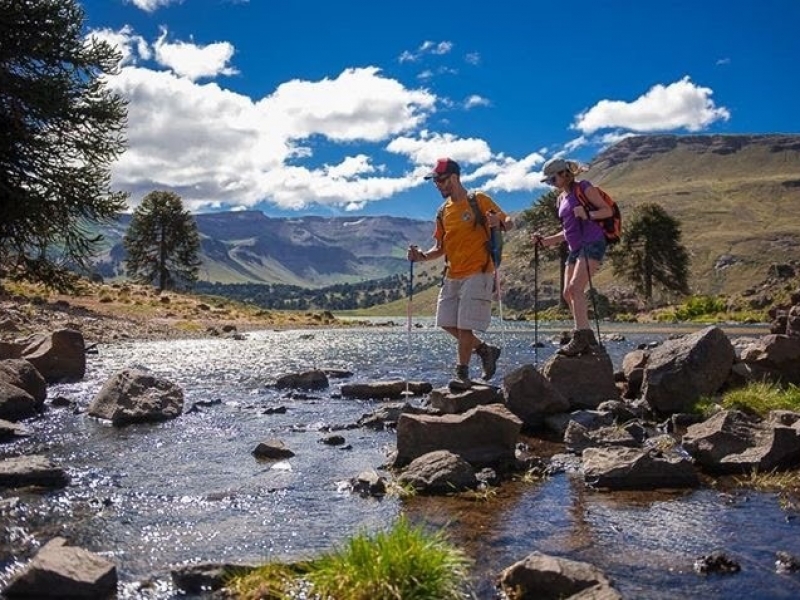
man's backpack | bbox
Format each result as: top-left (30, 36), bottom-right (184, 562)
top-left (573, 182), bottom-right (622, 245)
top-left (436, 192), bottom-right (502, 270)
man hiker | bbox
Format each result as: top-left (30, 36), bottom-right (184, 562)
top-left (407, 158), bottom-right (514, 390)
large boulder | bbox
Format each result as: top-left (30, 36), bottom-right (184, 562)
top-left (394, 404), bottom-right (521, 469)
top-left (396, 450), bottom-right (478, 494)
top-left (0, 381), bottom-right (38, 422)
top-left (341, 379), bottom-right (431, 400)
top-left (4, 537), bottom-right (116, 599)
top-left (682, 410), bottom-right (800, 474)
top-left (642, 326), bottom-right (735, 414)
top-left (621, 349), bottom-right (648, 398)
top-left (275, 369), bottom-right (329, 391)
top-left (541, 351), bottom-right (618, 409)
top-left (427, 383), bottom-right (502, 414)
top-left (502, 364), bottom-right (569, 429)
top-left (582, 446), bottom-right (699, 490)
top-left (21, 329), bottom-right (86, 383)
top-left (498, 552), bottom-right (622, 600)
top-left (0, 359), bottom-right (46, 406)
top-left (88, 368), bottom-right (184, 426)
top-left (737, 334), bottom-right (800, 385)
top-left (0, 455), bottom-right (69, 489)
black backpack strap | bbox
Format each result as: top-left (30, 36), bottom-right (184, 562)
top-left (469, 191), bottom-right (494, 272)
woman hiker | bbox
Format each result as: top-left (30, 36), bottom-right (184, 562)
top-left (407, 158), bottom-right (513, 390)
top-left (532, 157), bottom-right (613, 357)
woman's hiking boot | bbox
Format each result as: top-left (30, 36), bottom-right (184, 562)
top-left (557, 329), bottom-right (597, 357)
top-left (449, 364), bottom-right (472, 391)
top-left (475, 343), bottom-right (501, 380)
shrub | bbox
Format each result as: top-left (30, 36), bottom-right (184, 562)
top-left (719, 382), bottom-right (800, 416)
top-left (306, 516), bottom-right (472, 600)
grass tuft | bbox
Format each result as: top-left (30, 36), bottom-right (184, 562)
top-left (306, 516), bottom-right (472, 600)
top-left (719, 382), bottom-right (800, 417)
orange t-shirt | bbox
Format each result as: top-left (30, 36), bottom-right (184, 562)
top-left (434, 192), bottom-right (507, 279)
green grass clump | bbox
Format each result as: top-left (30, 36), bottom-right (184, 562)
top-left (720, 382), bottom-right (800, 417)
top-left (306, 516), bottom-right (471, 600)
top-left (226, 563), bottom-right (308, 600)
top-left (226, 517), bottom-right (472, 600)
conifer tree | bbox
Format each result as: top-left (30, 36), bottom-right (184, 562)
top-left (0, 0), bottom-right (128, 288)
top-left (123, 191), bottom-right (201, 291)
top-left (610, 202), bottom-right (690, 303)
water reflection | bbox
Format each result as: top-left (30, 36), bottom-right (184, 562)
top-left (3, 321), bottom-right (796, 600)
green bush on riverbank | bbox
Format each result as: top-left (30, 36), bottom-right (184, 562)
top-left (694, 382), bottom-right (800, 418)
top-left (227, 517), bottom-right (472, 599)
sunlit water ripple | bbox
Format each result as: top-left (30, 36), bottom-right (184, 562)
top-left (3, 319), bottom-right (798, 599)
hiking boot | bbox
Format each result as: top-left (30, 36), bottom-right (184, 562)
top-left (475, 343), bottom-right (501, 380)
top-left (449, 364), bottom-right (472, 391)
top-left (557, 329), bottom-right (594, 357)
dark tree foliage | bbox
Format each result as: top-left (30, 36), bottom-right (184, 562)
top-left (124, 191), bottom-right (201, 291)
top-left (518, 189), bottom-right (569, 308)
top-left (610, 202), bottom-right (690, 303)
top-left (0, 0), bottom-right (128, 288)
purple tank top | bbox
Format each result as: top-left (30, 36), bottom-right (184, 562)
top-left (558, 180), bottom-right (606, 251)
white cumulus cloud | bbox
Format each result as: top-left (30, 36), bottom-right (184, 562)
top-left (126, 0), bottom-right (180, 12)
top-left (153, 28), bottom-right (238, 81)
top-left (573, 76), bottom-right (730, 134)
top-left (105, 64), bottom-right (439, 211)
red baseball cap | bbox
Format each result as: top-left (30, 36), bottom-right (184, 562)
top-left (423, 158), bottom-right (461, 179)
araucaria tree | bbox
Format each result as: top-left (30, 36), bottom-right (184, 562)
top-left (610, 202), bottom-right (690, 303)
top-left (124, 191), bottom-right (201, 291)
top-left (0, 0), bottom-right (128, 287)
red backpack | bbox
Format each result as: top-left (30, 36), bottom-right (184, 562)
top-left (574, 182), bottom-right (622, 245)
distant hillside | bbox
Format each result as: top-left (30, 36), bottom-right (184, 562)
top-left (500, 133), bottom-right (800, 310)
top-left (93, 211), bottom-right (434, 288)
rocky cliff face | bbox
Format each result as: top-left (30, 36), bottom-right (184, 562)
top-left (591, 134), bottom-right (800, 169)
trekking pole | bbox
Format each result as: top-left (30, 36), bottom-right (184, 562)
top-left (404, 255), bottom-right (415, 397)
top-left (489, 225), bottom-right (506, 348)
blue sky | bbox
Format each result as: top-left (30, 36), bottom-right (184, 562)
top-left (80, 0), bottom-right (800, 220)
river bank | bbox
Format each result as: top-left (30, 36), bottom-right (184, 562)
top-left (0, 280), bottom-right (345, 344)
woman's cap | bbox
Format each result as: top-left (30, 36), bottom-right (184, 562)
top-left (540, 158), bottom-right (569, 181)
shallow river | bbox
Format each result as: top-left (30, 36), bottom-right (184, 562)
top-left (3, 319), bottom-right (800, 599)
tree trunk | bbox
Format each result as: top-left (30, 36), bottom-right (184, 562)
top-left (159, 223), bottom-right (168, 291)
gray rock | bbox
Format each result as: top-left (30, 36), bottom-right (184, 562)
top-left (428, 383), bottom-right (502, 414)
top-left (5, 537), bottom-right (116, 598)
top-left (0, 455), bottom-right (69, 489)
top-left (542, 351), bottom-right (618, 409)
top-left (682, 410), bottom-right (800, 474)
top-left (0, 359), bottom-right (46, 406)
top-left (394, 404), bottom-right (521, 470)
top-left (341, 379), bottom-right (431, 400)
top-left (0, 419), bottom-right (31, 442)
top-left (87, 368), bottom-right (184, 426)
top-left (350, 470), bottom-right (386, 497)
top-left (171, 562), bottom-right (257, 594)
top-left (498, 551), bottom-right (622, 600)
top-left (739, 334), bottom-right (800, 385)
top-left (642, 326), bottom-right (735, 414)
top-left (583, 446), bottom-right (699, 490)
top-left (0, 381), bottom-right (37, 422)
top-left (21, 329), bottom-right (86, 383)
top-left (252, 439), bottom-right (295, 460)
top-left (397, 450), bottom-right (478, 494)
top-left (502, 364), bottom-right (569, 429)
top-left (275, 369), bottom-right (329, 391)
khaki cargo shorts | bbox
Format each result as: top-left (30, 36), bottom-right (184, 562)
top-left (435, 272), bottom-right (494, 332)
